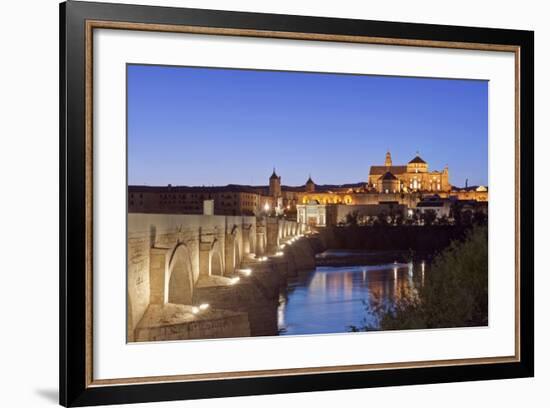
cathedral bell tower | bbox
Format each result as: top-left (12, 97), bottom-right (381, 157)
top-left (385, 151), bottom-right (393, 167)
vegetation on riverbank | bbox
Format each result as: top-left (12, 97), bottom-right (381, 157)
top-left (351, 225), bottom-right (488, 331)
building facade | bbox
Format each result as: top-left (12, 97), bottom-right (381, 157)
top-left (368, 151), bottom-right (451, 193)
top-left (296, 200), bottom-right (327, 227)
top-left (128, 185), bottom-right (264, 216)
top-left (128, 152), bottom-right (487, 222)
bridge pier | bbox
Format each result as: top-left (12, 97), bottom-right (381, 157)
top-left (199, 241), bottom-right (213, 277)
top-left (149, 247), bottom-right (170, 305)
top-left (225, 234), bottom-right (235, 275)
top-left (242, 224), bottom-right (252, 254)
top-left (256, 225), bottom-right (266, 256)
top-left (266, 217), bottom-right (279, 255)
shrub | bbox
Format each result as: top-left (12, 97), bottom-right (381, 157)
top-left (352, 226), bottom-right (488, 331)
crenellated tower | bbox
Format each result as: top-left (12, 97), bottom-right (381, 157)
top-left (269, 168), bottom-right (281, 198)
top-left (305, 175), bottom-right (315, 193)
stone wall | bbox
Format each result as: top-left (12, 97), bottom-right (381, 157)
top-left (325, 203), bottom-right (408, 226)
top-left (318, 225), bottom-right (469, 253)
top-left (127, 213), bottom-right (257, 341)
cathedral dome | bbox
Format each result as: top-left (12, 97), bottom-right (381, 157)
top-left (409, 155), bottom-right (427, 164)
top-left (379, 171), bottom-right (400, 193)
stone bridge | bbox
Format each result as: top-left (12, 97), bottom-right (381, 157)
top-left (127, 213), bottom-right (310, 342)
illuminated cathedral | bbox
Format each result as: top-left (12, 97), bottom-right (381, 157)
top-left (129, 151), bottom-right (487, 225)
top-left (367, 151), bottom-right (451, 193)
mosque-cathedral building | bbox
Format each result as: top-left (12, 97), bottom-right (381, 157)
top-left (368, 151), bottom-right (450, 193)
top-left (128, 152), bottom-right (488, 226)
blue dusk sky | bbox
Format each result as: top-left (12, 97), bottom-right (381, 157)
top-left (127, 64), bottom-right (488, 187)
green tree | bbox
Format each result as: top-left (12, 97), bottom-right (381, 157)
top-left (344, 211), bottom-right (359, 226)
top-left (473, 209), bottom-right (488, 225)
top-left (377, 211), bottom-right (389, 226)
top-left (383, 226), bottom-right (487, 329)
top-left (354, 226), bottom-right (488, 331)
top-left (438, 214), bottom-right (450, 225)
top-left (395, 214), bottom-right (404, 226)
top-left (462, 209), bottom-right (473, 226)
top-left (421, 209), bottom-right (437, 226)
top-left (412, 210), bottom-right (420, 225)
top-left (450, 202), bottom-right (462, 225)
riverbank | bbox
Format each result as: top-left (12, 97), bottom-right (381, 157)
top-left (316, 249), bottom-right (413, 267)
top-left (317, 225), bottom-right (469, 253)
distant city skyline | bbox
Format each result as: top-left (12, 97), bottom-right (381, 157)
top-left (128, 64), bottom-right (488, 187)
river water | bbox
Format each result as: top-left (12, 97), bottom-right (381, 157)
top-left (278, 258), bottom-right (426, 336)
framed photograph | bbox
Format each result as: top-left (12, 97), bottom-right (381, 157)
top-left (60, 1), bottom-right (534, 406)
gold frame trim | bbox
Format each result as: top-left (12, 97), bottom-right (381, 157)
top-left (84, 20), bottom-right (521, 388)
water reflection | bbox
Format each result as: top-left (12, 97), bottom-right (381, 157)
top-left (278, 261), bottom-right (426, 335)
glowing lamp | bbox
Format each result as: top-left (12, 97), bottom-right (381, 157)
top-left (238, 268), bottom-right (252, 276)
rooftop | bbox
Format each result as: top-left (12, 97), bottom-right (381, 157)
top-left (380, 172), bottom-right (398, 181)
top-left (369, 165), bottom-right (407, 176)
top-left (408, 155), bottom-right (427, 164)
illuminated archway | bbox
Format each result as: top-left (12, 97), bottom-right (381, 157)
top-left (210, 251), bottom-right (223, 276)
top-left (168, 243), bottom-right (194, 304)
top-left (210, 240), bottom-right (224, 276)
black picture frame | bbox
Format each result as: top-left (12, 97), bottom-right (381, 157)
top-left (60, 1), bottom-right (534, 406)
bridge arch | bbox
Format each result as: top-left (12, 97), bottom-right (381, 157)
top-left (225, 225), bottom-right (241, 275)
top-left (167, 243), bottom-right (194, 304)
top-left (210, 239), bottom-right (224, 276)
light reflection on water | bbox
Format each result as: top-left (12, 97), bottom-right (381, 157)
top-left (278, 261), bottom-right (425, 335)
